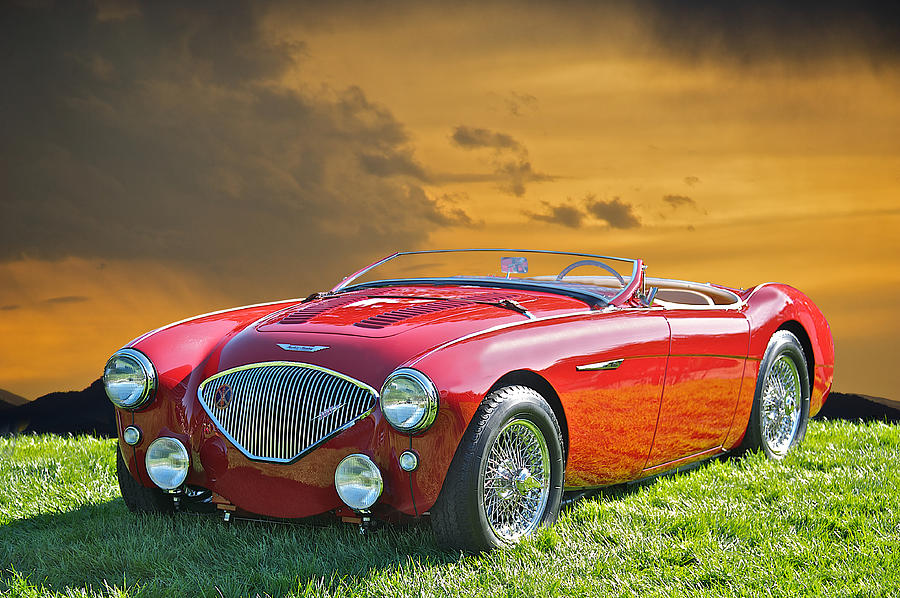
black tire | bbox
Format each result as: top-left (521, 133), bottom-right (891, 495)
top-left (117, 446), bottom-right (174, 514)
top-left (738, 330), bottom-right (810, 459)
top-left (430, 386), bottom-right (565, 552)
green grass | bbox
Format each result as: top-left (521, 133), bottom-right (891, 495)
top-left (2, 421), bottom-right (900, 597)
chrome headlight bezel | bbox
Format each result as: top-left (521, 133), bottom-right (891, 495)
top-left (379, 368), bottom-right (439, 433)
top-left (334, 453), bottom-right (383, 511)
top-left (102, 348), bottom-right (157, 410)
top-left (144, 437), bottom-right (190, 490)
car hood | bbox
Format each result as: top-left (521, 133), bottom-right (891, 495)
top-left (212, 286), bottom-right (588, 388)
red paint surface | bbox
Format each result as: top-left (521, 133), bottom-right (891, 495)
top-left (116, 274), bottom-right (834, 521)
top-left (646, 310), bottom-right (749, 468)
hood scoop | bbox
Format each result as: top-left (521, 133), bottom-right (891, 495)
top-left (353, 299), bottom-right (470, 329)
top-left (277, 295), bottom-right (360, 325)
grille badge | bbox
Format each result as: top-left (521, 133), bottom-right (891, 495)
top-left (214, 384), bottom-right (232, 409)
top-left (314, 403), bottom-right (346, 421)
top-left (277, 343), bottom-right (329, 352)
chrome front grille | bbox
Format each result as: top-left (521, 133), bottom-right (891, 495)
top-left (197, 362), bottom-right (378, 462)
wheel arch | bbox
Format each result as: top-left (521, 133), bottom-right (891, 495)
top-left (777, 320), bottom-right (814, 393)
top-left (487, 370), bottom-right (569, 462)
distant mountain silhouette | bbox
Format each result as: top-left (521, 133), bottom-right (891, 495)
top-left (0, 379), bottom-right (115, 437)
top-left (0, 388), bottom-right (29, 411)
top-left (813, 392), bottom-right (900, 424)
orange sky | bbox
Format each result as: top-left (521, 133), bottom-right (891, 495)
top-left (1, 1), bottom-right (898, 399)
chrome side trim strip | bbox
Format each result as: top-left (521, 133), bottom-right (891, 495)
top-left (575, 359), bottom-right (624, 371)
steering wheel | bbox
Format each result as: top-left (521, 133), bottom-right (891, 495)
top-left (555, 259), bottom-right (625, 286)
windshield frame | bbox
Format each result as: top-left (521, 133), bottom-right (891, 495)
top-left (331, 249), bottom-right (643, 307)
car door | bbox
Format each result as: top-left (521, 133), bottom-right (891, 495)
top-left (644, 309), bottom-right (750, 470)
top-left (557, 309), bottom-right (670, 487)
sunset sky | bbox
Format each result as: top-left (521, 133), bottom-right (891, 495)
top-left (1, 0), bottom-right (898, 400)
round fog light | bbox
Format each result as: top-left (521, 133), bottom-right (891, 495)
top-left (335, 454), bottom-right (383, 511)
top-left (145, 437), bottom-right (190, 490)
top-left (399, 450), bottom-right (419, 472)
top-left (123, 426), bottom-right (142, 446)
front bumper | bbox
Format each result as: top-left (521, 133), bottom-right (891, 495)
top-left (116, 395), bottom-right (417, 519)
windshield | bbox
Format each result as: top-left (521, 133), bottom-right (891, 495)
top-left (332, 249), bottom-right (640, 306)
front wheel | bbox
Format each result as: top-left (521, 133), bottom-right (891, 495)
top-left (739, 330), bottom-right (810, 459)
top-left (430, 386), bottom-right (564, 552)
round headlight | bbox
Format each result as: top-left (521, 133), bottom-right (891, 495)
top-left (145, 437), bottom-right (190, 490)
top-left (103, 348), bottom-right (157, 410)
top-left (335, 454), bottom-right (383, 510)
top-left (379, 368), bottom-right (438, 433)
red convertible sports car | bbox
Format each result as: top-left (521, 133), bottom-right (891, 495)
top-left (104, 249), bottom-right (834, 551)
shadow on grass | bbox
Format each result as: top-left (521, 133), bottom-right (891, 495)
top-left (0, 497), bottom-right (459, 597)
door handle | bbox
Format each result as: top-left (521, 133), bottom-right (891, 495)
top-left (575, 359), bottom-right (624, 371)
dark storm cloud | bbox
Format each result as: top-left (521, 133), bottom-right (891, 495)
top-left (0, 1), bottom-right (470, 298)
top-left (526, 202), bottom-right (585, 228)
top-left (451, 126), bottom-right (523, 152)
top-left (0, 305), bottom-right (20, 311)
top-left (642, 0), bottom-right (900, 66)
top-left (357, 151), bottom-right (429, 180)
top-left (662, 194), bottom-right (696, 209)
top-left (584, 196), bottom-right (641, 229)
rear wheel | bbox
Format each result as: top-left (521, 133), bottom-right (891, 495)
top-left (117, 446), bottom-right (174, 514)
top-left (739, 330), bottom-right (810, 459)
top-left (431, 386), bottom-right (564, 552)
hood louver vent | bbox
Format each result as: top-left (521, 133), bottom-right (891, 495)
top-left (352, 291), bottom-right (527, 329)
top-left (277, 290), bottom-right (529, 328)
top-left (353, 300), bottom-right (470, 329)
top-left (278, 295), bottom-right (360, 325)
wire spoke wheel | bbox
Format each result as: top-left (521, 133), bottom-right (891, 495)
top-left (478, 418), bottom-right (550, 542)
top-left (431, 385), bottom-right (563, 552)
top-left (760, 354), bottom-right (802, 455)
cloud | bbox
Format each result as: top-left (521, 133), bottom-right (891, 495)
top-left (584, 196), bottom-right (641, 229)
top-left (643, 1), bottom-right (900, 67)
top-left (504, 92), bottom-right (537, 117)
top-left (496, 160), bottom-right (554, 197)
top-left (526, 194), bottom-right (642, 229)
top-left (0, 1), bottom-right (472, 298)
top-left (93, 0), bottom-right (141, 22)
top-left (450, 125), bottom-right (554, 196)
top-left (662, 194), bottom-right (697, 209)
top-left (357, 150), bottom-right (428, 180)
top-left (42, 296), bottom-right (91, 305)
top-left (451, 126), bottom-right (522, 152)
top-left (0, 305), bottom-right (20, 311)
top-left (526, 202), bottom-right (585, 228)
top-left (684, 176), bottom-right (700, 186)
